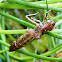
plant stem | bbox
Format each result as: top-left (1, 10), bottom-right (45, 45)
top-left (35, 0), bottom-right (62, 4)
top-left (48, 3), bottom-right (62, 8)
top-left (50, 37), bottom-right (55, 48)
top-left (8, 53), bottom-right (33, 61)
top-left (0, 54), bottom-right (5, 61)
top-left (46, 35), bottom-right (52, 49)
top-left (0, 29), bottom-right (62, 34)
top-left (6, 0), bottom-right (62, 12)
top-left (51, 29), bottom-right (62, 33)
top-left (17, 48), bottom-right (62, 61)
top-left (0, 39), bottom-right (62, 61)
top-left (33, 39), bottom-right (39, 62)
top-left (0, 11), bottom-right (35, 28)
top-left (1, 39), bottom-right (62, 56)
top-left (0, 29), bottom-right (62, 39)
top-left (55, 19), bottom-right (62, 27)
top-left (46, 32), bottom-right (62, 39)
top-left (0, 40), bottom-right (10, 47)
top-left (1, 8), bottom-right (10, 62)
top-left (0, 2), bottom-right (62, 9)
top-left (0, 3), bottom-right (34, 9)
top-left (0, 29), bottom-right (31, 34)
top-left (41, 43), bottom-right (62, 56)
top-left (0, 49), bottom-right (9, 53)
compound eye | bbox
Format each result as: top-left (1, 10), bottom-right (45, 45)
top-left (52, 23), bottom-right (55, 26)
top-left (52, 21), bottom-right (55, 26)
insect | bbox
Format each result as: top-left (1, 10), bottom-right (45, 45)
top-left (9, 10), bottom-right (55, 51)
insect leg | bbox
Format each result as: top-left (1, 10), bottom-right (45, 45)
top-left (45, 9), bottom-right (51, 14)
top-left (46, 15), bottom-right (50, 20)
top-left (26, 12), bottom-right (39, 17)
top-left (26, 12), bottom-right (39, 25)
top-left (43, 9), bottom-right (51, 22)
top-left (31, 17), bottom-right (41, 23)
top-left (31, 17), bottom-right (43, 26)
top-left (43, 14), bottom-right (46, 22)
top-left (46, 9), bottom-right (54, 20)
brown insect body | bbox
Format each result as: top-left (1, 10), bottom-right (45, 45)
top-left (9, 20), bottom-right (55, 51)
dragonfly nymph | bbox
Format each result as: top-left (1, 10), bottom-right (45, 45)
top-left (9, 11), bottom-right (55, 51)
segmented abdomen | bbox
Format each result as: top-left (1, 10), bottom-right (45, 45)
top-left (9, 33), bottom-right (33, 51)
top-left (9, 20), bottom-right (55, 51)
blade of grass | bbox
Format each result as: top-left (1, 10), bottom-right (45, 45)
top-left (17, 48), bottom-right (62, 61)
top-left (50, 37), bottom-right (55, 48)
top-left (0, 40), bottom-right (62, 61)
top-left (55, 19), bottom-right (62, 27)
top-left (0, 54), bottom-right (5, 61)
top-left (1, 40), bottom-right (62, 56)
top-left (0, 29), bottom-right (62, 34)
top-left (46, 35), bottom-right (52, 49)
top-left (0, 10), bottom-right (35, 28)
top-left (0, 3), bottom-right (35, 9)
top-left (0, 9), bottom-right (10, 62)
top-left (0, 29), bottom-right (62, 39)
top-left (0, 29), bottom-right (31, 34)
top-left (7, 0), bottom-right (62, 12)
top-left (0, 2), bottom-right (62, 9)
top-left (46, 32), bottom-right (62, 39)
top-left (0, 49), bottom-right (9, 53)
top-left (33, 39), bottom-right (39, 62)
top-left (8, 53), bottom-right (30, 61)
top-left (34, 0), bottom-right (62, 4)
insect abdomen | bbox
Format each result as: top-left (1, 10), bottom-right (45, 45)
top-left (9, 33), bottom-right (33, 51)
top-left (9, 20), bottom-right (55, 51)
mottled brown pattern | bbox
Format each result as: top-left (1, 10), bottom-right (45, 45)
top-left (9, 20), bottom-right (55, 51)
top-left (9, 33), bottom-right (33, 51)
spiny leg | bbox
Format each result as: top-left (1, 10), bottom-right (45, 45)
top-left (46, 9), bottom-right (55, 17)
top-left (31, 17), bottom-right (41, 23)
top-left (46, 10), bottom-right (54, 21)
top-left (30, 17), bottom-right (43, 26)
top-left (43, 14), bottom-right (46, 22)
top-left (26, 12), bottom-right (39, 17)
top-left (45, 9), bottom-right (51, 14)
top-left (46, 15), bottom-right (50, 20)
top-left (43, 9), bottom-right (51, 22)
top-left (26, 12), bottom-right (39, 25)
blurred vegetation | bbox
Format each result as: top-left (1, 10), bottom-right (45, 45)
top-left (0, 0), bottom-right (62, 62)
